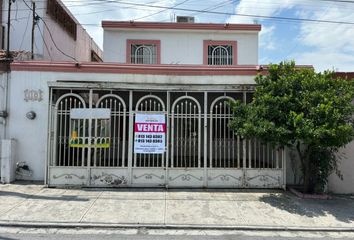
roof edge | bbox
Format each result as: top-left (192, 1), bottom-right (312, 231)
top-left (101, 21), bottom-right (262, 32)
top-left (10, 61), bottom-right (266, 76)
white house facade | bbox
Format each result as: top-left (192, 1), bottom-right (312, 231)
top-left (0, 20), bottom-right (352, 193)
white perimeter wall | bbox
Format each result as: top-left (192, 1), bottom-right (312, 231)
top-left (0, 73), bottom-right (6, 139)
top-left (6, 70), bottom-right (256, 181)
top-left (104, 29), bottom-right (259, 65)
top-left (328, 144), bottom-right (354, 194)
top-left (7, 70), bottom-right (353, 194)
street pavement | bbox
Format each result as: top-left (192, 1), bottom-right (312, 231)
top-left (0, 183), bottom-right (353, 231)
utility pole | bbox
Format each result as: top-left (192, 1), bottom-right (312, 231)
top-left (31, 1), bottom-right (35, 59)
top-left (6, 0), bottom-right (14, 59)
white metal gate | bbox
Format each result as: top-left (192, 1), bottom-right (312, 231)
top-left (169, 96), bottom-right (203, 187)
top-left (132, 95), bottom-right (167, 186)
top-left (47, 88), bottom-right (285, 188)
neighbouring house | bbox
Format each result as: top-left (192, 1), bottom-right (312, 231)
top-left (0, 0), bottom-right (102, 61)
top-left (0, 18), bottom-right (352, 193)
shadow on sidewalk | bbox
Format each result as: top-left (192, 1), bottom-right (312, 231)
top-left (260, 192), bottom-right (354, 224)
top-left (0, 191), bottom-right (89, 202)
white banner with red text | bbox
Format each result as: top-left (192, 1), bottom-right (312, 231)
top-left (134, 113), bottom-right (166, 154)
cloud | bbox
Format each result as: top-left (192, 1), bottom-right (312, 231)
top-left (227, 0), bottom-right (297, 24)
top-left (259, 25), bottom-right (276, 50)
top-left (62, 0), bottom-right (354, 71)
top-left (292, 3), bottom-right (354, 71)
top-left (63, 0), bottom-right (230, 48)
top-left (290, 51), bottom-right (354, 72)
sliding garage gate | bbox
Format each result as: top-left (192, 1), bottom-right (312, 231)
top-left (47, 88), bottom-right (286, 188)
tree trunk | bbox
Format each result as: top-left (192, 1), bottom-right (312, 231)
top-left (303, 162), bottom-right (313, 193)
top-left (296, 142), bottom-right (314, 194)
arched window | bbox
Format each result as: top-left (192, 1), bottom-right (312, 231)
top-left (127, 40), bottom-right (161, 64)
top-left (204, 41), bottom-right (237, 65)
top-left (132, 45), bottom-right (156, 64)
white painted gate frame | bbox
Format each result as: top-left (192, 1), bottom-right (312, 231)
top-left (46, 85), bottom-right (286, 189)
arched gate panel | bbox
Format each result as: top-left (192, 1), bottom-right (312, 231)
top-left (131, 94), bottom-right (167, 186)
top-left (169, 96), bottom-right (203, 187)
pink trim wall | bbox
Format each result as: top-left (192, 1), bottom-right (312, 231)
top-left (102, 21), bottom-right (262, 32)
top-left (10, 61), bottom-right (268, 76)
top-left (126, 39), bottom-right (161, 64)
top-left (203, 40), bottom-right (237, 65)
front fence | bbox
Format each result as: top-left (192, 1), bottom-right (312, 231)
top-left (48, 89), bottom-right (285, 188)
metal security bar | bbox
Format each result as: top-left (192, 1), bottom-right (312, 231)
top-left (94, 94), bottom-right (127, 167)
top-left (49, 89), bottom-right (285, 188)
top-left (171, 96), bottom-right (201, 168)
top-left (208, 45), bottom-right (233, 65)
top-left (53, 93), bottom-right (88, 167)
top-left (134, 95), bottom-right (166, 168)
top-left (131, 44), bottom-right (157, 64)
top-left (246, 139), bottom-right (283, 169)
top-left (209, 96), bottom-right (241, 168)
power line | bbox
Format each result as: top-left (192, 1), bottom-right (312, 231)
top-left (64, 0), bottom-right (354, 26)
top-left (133, 0), bottom-right (192, 21)
top-left (37, 24), bottom-right (53, 61)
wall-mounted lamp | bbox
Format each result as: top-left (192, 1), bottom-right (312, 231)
top-left (26, 111), bottom-right (36, 120)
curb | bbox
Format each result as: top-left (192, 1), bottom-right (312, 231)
top-left (289, 187), bottom-right (331, 200)
top-left (0, 221), bottom-right (354, 232)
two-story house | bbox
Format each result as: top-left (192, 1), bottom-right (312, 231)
top-left (1, 19), bottom-right (290, 189)
top-left (0, 0), bottom-right (102, 61)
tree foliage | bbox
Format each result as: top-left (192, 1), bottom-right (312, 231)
top-left (229, 61), bottom-right (354, 193)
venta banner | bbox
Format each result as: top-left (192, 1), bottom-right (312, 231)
top-left (134, 113), bottom-right (166, 154)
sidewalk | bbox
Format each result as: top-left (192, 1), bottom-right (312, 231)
top-left (0, 183), bottom-right (353, 231)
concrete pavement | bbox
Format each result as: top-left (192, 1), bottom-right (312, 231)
top-left (0, 183), bottom-right (353, 230)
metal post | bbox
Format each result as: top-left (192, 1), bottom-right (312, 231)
top-left (31, 1), bottom-right (35, 59)
top-left (127, 91), bottom-right (134, 185)
top-left (6, 0), bottom-right (13, 59)
top-left (203, 92), bottom-right (208, 187)
top-left (45, 88), bottom-right (53, 186)
top-left (87, 89), bottom-right (93, 186)
top-left (242, 91), bottom-right (247, 187)
top-left (165, 91), bottom-right (170, 187)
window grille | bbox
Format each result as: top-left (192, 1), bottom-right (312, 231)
top-left (131, 44), bottom-right (157, 64)
top-left (208, 45), bottom-right (233, 65)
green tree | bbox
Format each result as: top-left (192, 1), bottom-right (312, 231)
top-left (229, 61), bottom-right (354, 193)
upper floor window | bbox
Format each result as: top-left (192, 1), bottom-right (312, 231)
top-left (127, 40), bottom-right (161, 64)
top-left (203, 40), bottom-right (237, 65)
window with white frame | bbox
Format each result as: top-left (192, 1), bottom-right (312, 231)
top-left (207, 45), bottom-right (233, 65)
top-left (131, 44), bottom-right (157, 64)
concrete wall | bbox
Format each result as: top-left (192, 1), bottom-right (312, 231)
top-left (0, 72), bottom-right (6, 140)
top-left (103, 29), bottom-right (258, 65)
top-left (2, 0), bottom-right (102, 61)
top-left (328, 143), bottom-right (354, 194)
top-left (6, 70), bottom-right (256, 181)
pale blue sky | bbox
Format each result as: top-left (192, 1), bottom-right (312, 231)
top-left (63, 0), bottom-right (354, 72)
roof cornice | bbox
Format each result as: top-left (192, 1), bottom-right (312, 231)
top-left (102, 21), bottom-right (262, 32)
top-left (10, 61), bottom-right (266, 76)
